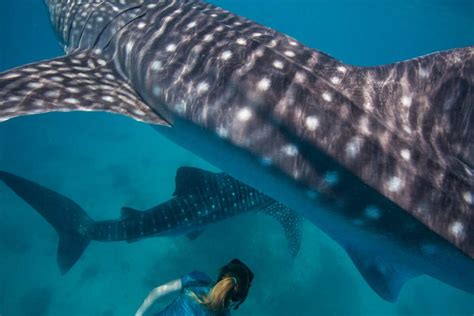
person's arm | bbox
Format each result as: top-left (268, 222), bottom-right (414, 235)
top-left (135, 278), bottom-right (182, 316)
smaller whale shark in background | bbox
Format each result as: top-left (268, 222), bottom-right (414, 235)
top-left (0, 167), bottom-right (302, 274)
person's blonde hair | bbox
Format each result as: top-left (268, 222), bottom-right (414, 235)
top-left (190, 275), bottom-right (236, 311)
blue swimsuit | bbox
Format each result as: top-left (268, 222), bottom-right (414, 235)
top-left (154, 272), bottom-right (231, 316)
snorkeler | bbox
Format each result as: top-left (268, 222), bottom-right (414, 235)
top-left (135, 259), bottom-right (254, 316)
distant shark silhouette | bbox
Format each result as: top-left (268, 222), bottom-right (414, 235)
top-left (0, 0), bottom-right (472, 302)
top-left (0, 167), bottom-right (302, 274)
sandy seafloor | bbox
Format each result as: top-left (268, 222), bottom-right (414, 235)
top-left (0, 0), bottom-right (473, 315)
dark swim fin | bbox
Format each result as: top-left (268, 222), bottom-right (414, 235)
top-left (0, 170), bottom-right (93, 274)
top-left (0, 51), bottom-right (170, 125)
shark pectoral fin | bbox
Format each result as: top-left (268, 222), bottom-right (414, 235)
top-left (121, 207), bottom-right (142, 220)
top-left (345, 247), bottom-right (419, 302)
top-left (186, 230), bottom-right (205, 240)
top-left (0, 51), bottom-right (170, 126)
top-left (57, 232), bottom-right (91, 275)
top-left (263, 203), bottom-right (303, 258)
top-left (173, 167), bottom-right (218, 196)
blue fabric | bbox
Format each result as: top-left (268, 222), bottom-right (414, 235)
top-left (181, 271), bottom-right (213, 288)
top-left (153, 272), bottom-right (231, 316)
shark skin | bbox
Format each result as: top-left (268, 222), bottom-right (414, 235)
top-left (0, 167), bottom-right (302, 274)
top-left (0, 0), bottom-right (472, 301)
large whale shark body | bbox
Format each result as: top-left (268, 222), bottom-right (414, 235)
top-left (0, 167), bottom-right (302, 274)
top-left (0, 0), bottom-right (472, 302)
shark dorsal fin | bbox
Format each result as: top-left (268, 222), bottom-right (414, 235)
top-left (262, 203), bottom-right (303, 258)
top-left (121, 207), bottom-right (142, 220)
top-left (173, 167), bottom-right (218, 196)
top-left (346, 247), bottom-right (419, 302)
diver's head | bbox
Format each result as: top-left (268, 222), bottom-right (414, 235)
top-left (193, 258), bottom-right (254, 311)
top-left (217, 259), bottom-right (254, 310)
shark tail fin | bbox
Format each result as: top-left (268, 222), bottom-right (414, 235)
top-left (56, 230), bottom-right (91, 275)
top-left (0, 170), bottom-right (93, 274)
top-left (0, 50), bottom-right (170, 126)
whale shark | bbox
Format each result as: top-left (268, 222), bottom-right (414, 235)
top-left (0, 167), bottom-right (302, 274)
top-left (0, 0), bottom-right (472, 302)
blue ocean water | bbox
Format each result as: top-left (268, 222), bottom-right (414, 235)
top-left (0, 0), bottom-right (473, 315)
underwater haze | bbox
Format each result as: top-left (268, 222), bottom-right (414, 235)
top-left (0, 0), bottom-right (473, 315)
